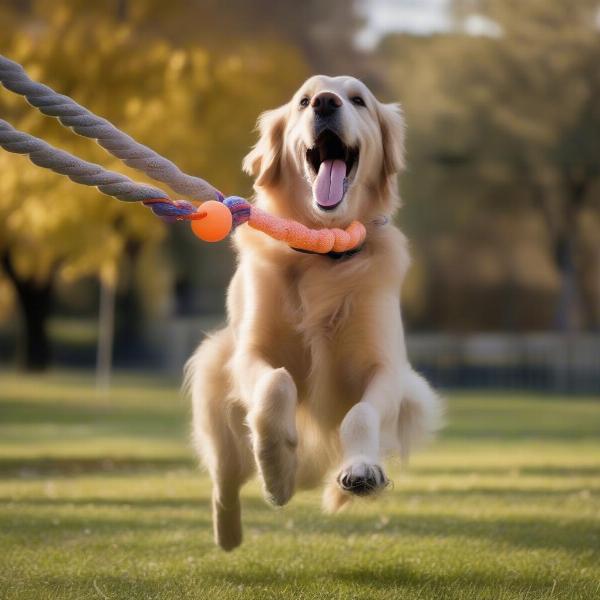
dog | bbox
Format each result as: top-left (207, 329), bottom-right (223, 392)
top-left (185, 75), bottom-right (442, 551)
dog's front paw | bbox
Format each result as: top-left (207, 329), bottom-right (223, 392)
top-left (248, 368), bottom-right (298, 507)
top-left (252, 430), bottom-right (297, 507)
top-left (337, 460), bottom-right (389, 497)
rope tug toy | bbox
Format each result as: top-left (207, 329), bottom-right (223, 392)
top-left (0, 55), bottom-right (367, 255)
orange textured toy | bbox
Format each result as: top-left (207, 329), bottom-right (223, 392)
top-left (186, 196), bottom-right (367, 254)
top-left (190, 200), bottom-right (233, 242)
top-left (248, 207), bottom-right (366, 254)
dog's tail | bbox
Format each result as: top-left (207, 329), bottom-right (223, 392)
top-left (398, 367), bottom-right (444, 464)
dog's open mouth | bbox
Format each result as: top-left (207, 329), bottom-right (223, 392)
top-left (305, 130), bottom-right (359, 211)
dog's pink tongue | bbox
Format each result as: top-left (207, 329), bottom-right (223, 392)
top-left (313, 159), bottom-right (346, 207)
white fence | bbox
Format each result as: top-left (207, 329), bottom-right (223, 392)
top-left (407, 333), bottom-right (600, 392)
top-left (150, 318), bottom-right (600, 393)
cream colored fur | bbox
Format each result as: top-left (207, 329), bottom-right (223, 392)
top-left (185, 75), bottom-right (442, 551)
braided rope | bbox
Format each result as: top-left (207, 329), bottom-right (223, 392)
top-left (0, 54), bottom-right (218, 202)
top-left (0, 118), bottom-right (199, 220)
top-left (0, 54), bottom-right (373, 254)
top-left (0, 119), bottom-right (166, 202)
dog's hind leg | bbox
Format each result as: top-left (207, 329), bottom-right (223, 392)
top-left (208, 401), bottom-right (253, 552)
top-left (186, 329), bottom-right (254, 551)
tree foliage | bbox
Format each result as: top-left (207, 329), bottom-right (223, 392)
top-left (0, 0), bottom-right (310, 367)
top-left (379, 0), bottom-right (600, 330)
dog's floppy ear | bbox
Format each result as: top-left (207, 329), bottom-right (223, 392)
top-left (243, 104), bottom-right (288, 187)
top-left (377, 102), bottom-right (406, 177)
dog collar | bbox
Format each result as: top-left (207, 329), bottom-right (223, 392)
top-left (290, 214), bottom-right (389, 261)
top-left (291, 244), bottom-right (365, 260)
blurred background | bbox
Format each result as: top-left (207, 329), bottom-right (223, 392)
top-left (3, 6), bottom-right (599, 594)
top-left (1, 0), bottom-right (599, 393)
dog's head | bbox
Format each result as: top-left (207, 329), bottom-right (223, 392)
top-left (243, 75), bottom-right (405, 226)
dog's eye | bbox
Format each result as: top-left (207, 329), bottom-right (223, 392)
top-left (299, 96), bottom-right (310, 108)
top-left (351, 96), bottom-right (366, 107)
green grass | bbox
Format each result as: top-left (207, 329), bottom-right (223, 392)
top-left (0, 372), bottom-right (599, 600)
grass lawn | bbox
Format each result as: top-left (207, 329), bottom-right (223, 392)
top-left (0, 372), bottom-right (599, 599)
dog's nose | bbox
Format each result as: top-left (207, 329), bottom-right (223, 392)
top-left (311, 92), bottom-right (342, 117)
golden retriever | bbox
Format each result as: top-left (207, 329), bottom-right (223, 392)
top-left (185, 75), bottom-right (442, 551)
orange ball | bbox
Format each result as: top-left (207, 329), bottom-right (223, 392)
top-left (190, 200), bottom-right (232, 242)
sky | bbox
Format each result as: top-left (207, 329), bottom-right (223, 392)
top-left (356, 0), bottom-right (452, 48)
top-left (356, 0), bottom-right (501, 49)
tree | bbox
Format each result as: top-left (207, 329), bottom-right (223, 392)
top-left (377, 0), bottom-right (600, 331)
top-left (0, 0), bottom-right (309, 369)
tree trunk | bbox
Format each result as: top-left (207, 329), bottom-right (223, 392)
top-left (553, 234), bottom-right (582, 332)
top-left (1, 253), bottom-right (54, 371)
top-left (534, 171), bottom-right (591, 332)
top-left (113, 239), bottom-right (145, 366)
top-left (552, 172), bottom-right (592, 332)
top-left (96, 273), bottom-right (116, 396)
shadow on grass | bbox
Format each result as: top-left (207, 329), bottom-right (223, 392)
top-left (0, 505), bottom-right (213, 535)
top-left (0, 400), bottom-right (181, 426)
top-left (3, 482), bottom-right (598, 507)
top-left (2, 494), bottom-right (599, 555)
top-left (202, 564), bottom-right (594, 598)
top-left (17, 564), bottom-right (598, 600)
top-left (402, 487), bottom-right (600, 499)
top-left (412, 465), bottom-right (600, 477)
top-left (4, 455), bottom-right (600, 480)
top-left (441, 428), bottom-right (600, 442)
top-left (0, 457), bottom-right (195, 478)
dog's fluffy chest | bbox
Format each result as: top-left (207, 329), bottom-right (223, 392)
top-left (284, 258), bottom-right (364, 338)
top-left (277, 258), bottom-right (375, 413)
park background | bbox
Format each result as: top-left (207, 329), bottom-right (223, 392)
top-left (1, 1), bottom-right (599, 599)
